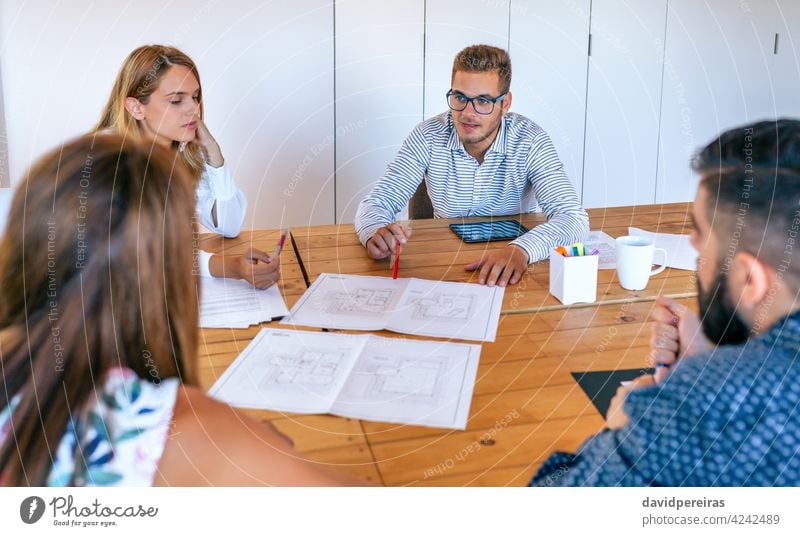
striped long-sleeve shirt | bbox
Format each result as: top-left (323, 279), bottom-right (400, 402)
top-left (354, 111), bottom-right (589, 263)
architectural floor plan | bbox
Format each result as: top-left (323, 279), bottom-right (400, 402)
top-left (326, 288), bottom-right (397, 315)
top-left (282, 273), bottom-right (504, 342)
top-left (410, 293), bottom-right (475, 322)
top-left (209, 328), bottom-right (481, 429)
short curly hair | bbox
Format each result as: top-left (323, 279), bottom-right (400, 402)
top-left (451, 44), bottom-right (512, 94)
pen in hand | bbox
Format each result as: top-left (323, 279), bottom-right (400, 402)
top-left (270, 228), bottom-right (288, 263)
top-left (392, 242), bottom-right (400, 279)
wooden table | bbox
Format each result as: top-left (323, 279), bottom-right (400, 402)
top-left (363, 297), bottom-right (697, 485)
top-left (195, 204), bottom-right (699, 485)
top-left (292, 203), bottom-right (697, 314)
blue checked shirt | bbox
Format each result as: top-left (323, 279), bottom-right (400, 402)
top-left (354, 112), bottom-right (589, 263)
top-left (531, 309), bottom-right (800, 486)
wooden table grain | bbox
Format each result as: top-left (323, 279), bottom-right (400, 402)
top-left (291, 203), bottom-right (697, 314)
top-left (194, 204), bottom-right (699, 485)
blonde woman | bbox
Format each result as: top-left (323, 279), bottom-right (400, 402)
top-left (0, 135), bottom-right (349, 485)
top-left (96, 45), bottom-right (277, 289)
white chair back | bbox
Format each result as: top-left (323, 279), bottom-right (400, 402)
top-left (0, 187), bottom-right (13, 238)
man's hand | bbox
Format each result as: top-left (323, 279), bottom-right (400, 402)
top-left (464, 245), bottom-right (529, 287)
top-left (210, 248), bottom-right (280, 289)
top-left (649, 295), bottom-right (712, 382)
top-left (606, 374), bottom-right (655, 429)
top-left (366, 224), bottom-right (411, 260)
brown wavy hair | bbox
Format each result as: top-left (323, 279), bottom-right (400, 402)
top-left (0, 134), bottom-right (198, 485)
top-left (95, 45), bottom-right (206, 178)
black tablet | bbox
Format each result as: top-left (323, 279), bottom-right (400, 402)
top-left (449, 220), bottom-right (529, 243)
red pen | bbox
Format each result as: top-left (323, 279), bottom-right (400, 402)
top-left (271, 228), bottom-right (288, 262)
top-left (392, 242), bottom-right (400, 279)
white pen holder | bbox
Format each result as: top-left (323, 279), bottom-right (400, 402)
top-left (549, 249), bottom-right (598, 305)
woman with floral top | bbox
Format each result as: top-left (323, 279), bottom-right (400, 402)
top-left (0, 134), bottom-right (350, 485)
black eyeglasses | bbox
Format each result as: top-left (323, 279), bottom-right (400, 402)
top-left (446, 89), bottom-right (508, 115)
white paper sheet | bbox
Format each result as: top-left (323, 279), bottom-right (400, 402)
top-left (629, 227), bottom-right (698, 271)
top-left (584, 230), bottom-right (617, 269)
top-left (282, 273), bottom-right (504, 342)
top-left (331, 335), bottom-right (481, 429)
top-left (208, 329), bottom-right (481, 429)
top-left (389, 278), bottom-right (504, 342)
top-left (281, 273), bottom-right (407, 331)
top-left (208, 329), bottom-right (365, 413)
top-left (199, 277), bottom-right (289, 329)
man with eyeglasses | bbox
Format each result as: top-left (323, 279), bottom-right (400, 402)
top-left (354, 44), bottom-right (588, 287)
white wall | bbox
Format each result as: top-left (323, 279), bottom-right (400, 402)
top-left (0, 59), bottom-right (8, 188)
top-left (656, 0), bottom-right (800, 203)
top-left (0, 0), bottom-right (334, 229)
top-left (582, 0), bottom-right (667, 208)
top-left (334, 0), bottom-right (424, 223)
top-left (510, 0), bottom-right (590, 195)
top-left (1, 1), bottom-right (799, 229)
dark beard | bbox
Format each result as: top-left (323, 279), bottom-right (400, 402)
top-left (698, 270), bottom-right (751, 345)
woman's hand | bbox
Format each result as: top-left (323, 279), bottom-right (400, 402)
top-left (235, 248), bottom-right (280, 289)
top-left (193, 117), bottom-right (224, 168)
top-left (209, 248), bottom-right (281, 289)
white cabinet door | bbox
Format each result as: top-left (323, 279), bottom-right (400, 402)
top-left (423, 0), bottom-right (510, 119)
top-left (771, 1), bottom-right (800, 120)
top-left (335, 0), bottom-right (424, 224)
top-left (582, 0), bottom-right (668, 208)
top-left (202, 0), bottom-right (335, 228)
top-left (656, 0), bottom-right (800, 204)
top-left (510, 0), bottom-right (591, 196)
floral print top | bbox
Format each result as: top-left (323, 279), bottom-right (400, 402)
top-left (1, 367), bottom-right (179, 486)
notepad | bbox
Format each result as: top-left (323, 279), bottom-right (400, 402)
top-left (208, 328), bottom-right (481, 429)
top-left (281, 273), bottom-right (505, 342)
top-left (584, 230), bottom-right (617, 269)
top-left (199, 277), bottom-right (289, 328)
top-left (629, 227), bottom-right (698, 271)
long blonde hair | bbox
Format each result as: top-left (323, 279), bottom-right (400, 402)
top-left (95, 45), bottom-right (206, 177)
top-left (0, 134), bottom-right (199, 485)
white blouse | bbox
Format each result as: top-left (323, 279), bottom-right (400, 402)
top-left (196, 163), bottom-right (247, 277)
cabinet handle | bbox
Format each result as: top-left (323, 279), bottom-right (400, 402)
top-left (774, 33), bottom-right (779, 55)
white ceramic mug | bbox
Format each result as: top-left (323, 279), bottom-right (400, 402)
top-left (615, 236), bottom-right (668, 290)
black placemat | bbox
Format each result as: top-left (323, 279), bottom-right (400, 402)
top-left (571, 368), bottom-right (655, 418)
